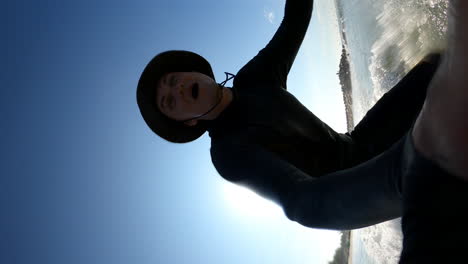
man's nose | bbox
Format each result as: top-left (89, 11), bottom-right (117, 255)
top-left (175, 82), bottom-right (192, 103)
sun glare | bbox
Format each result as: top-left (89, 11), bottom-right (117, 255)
top-left (222, 181), bottom-right (282, 218)
top-left (221, 181), bottom-right (342, 262)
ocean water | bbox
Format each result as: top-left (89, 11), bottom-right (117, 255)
top-left (334, 0), bottom-right (448, 263)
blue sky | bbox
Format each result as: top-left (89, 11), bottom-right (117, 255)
top-left (4, 0), bottom-right (347, 263)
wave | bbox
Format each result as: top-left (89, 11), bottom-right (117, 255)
top-left (369, 0), bottom-right (448, 96)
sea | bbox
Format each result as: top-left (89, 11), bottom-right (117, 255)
top-left (333, 0), bottom-right (449, 263)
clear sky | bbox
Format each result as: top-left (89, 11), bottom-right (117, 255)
top-left (4, 0), bottom-right (347, 263)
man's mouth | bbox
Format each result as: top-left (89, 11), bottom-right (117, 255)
top-left (191, 83), bottom-right (199, 99)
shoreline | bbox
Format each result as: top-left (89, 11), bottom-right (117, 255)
top-left (337, 45), bottom-right (354, 132)
top-left (334, 0), bottom-right (354, 132)
top-left (328, 231), bottom-right (351, 264)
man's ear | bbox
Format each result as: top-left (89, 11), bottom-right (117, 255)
top-left (184, 119), bottom-right (198, 127)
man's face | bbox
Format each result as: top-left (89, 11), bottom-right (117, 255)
top-left (155, 72), bottom-right (220, 122)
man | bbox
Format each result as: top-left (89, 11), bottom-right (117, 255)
top-left (137, 0), bottom-right (440, 230)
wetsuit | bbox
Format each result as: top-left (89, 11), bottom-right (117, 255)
top-left (397, 133), bottom-right (468, 263)
top-left (208, 0), bottom-right (439, 230)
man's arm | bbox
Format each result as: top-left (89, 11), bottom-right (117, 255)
top-left (211, 136), bottom-right (402, 230)
top-left (236, 0), bottom-right (314, 89)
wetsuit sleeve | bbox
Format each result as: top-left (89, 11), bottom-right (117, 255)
top-left (236, 0), bottom-right (314, 89)
top-left (211, 138), bottom-right (402, 230)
